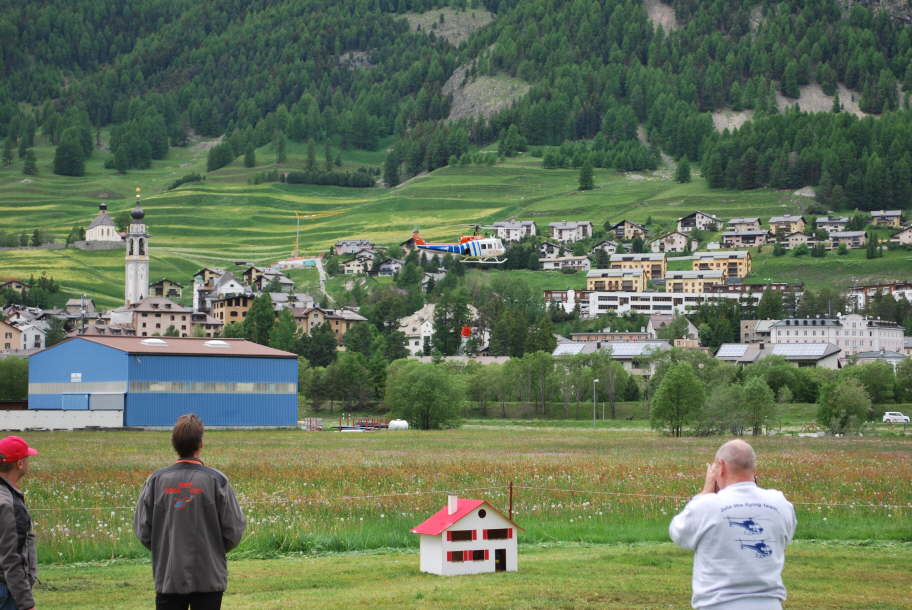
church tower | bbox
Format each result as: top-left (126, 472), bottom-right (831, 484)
top-left (125, 187), bottom-right (150, 305)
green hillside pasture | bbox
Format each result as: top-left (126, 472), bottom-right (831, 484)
top-left (25, 429), bottom-right (912, 565)
top-left (35, 542), bottom-right (912, 609)
top-left (750, 247), bottom-right (912, 291)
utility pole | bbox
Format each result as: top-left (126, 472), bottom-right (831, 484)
top-left (592, 378), bottom-right (599, 426)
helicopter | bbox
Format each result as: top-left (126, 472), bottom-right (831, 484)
top-left (409, 224), bottom-right (506, 264)
top-left (726, 517), bottom-right (764, 535)
top-left (737, 539), bottom-right (773, 559)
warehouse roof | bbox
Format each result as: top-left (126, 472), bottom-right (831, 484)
top-left (62, 336), bottom-right (296, 358)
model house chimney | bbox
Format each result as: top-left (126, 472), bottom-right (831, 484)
top-left (448, 495), bottom-right (458, 515)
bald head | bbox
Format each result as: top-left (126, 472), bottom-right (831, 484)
top-left (715, 439), bottom-right (756, 475)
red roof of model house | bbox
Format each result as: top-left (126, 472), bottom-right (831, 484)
top-left (411, 497), bottom-right (522, 535)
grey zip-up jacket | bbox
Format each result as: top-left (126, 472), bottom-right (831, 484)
top-left (134, 459), bottom-right (245, 594)
top-left (0, 477), bottom-right (37, 610)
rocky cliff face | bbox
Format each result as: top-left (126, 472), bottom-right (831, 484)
top-left (843, 0), bottom-right (912, 24)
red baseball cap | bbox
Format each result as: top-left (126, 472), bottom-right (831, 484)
top-left (0, 437), bottom-right (39, 463)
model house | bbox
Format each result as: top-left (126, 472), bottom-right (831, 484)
top-left (412, 495), bottom-right (520, 576)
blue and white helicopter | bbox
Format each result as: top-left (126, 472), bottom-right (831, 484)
top-left (410, 225), bottom-right (506, 264)
top-left (727, 517), bottom-right (764, 535)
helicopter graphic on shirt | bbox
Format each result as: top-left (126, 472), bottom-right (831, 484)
top-left (726, 517), bottom-right (765, 534)
top-left (737, 539), bottom-right (773, 558)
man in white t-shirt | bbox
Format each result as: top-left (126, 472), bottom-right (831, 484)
top-left (669, 440), bottom-right (797, 610)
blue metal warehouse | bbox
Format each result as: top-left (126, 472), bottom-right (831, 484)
top-left (28, 336), bottom-right (298, 427)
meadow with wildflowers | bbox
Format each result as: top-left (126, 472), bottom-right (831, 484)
top-left (27, 427), bottom-right (912, 566)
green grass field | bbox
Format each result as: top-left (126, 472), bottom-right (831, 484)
top-left (34, 541), bottom-right (912, 609)
top-left (19, 426), bottom-right (912, 608)
top-left (2, 141), bottom-right (911, 306)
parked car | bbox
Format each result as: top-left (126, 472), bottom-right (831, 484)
top-left (882, 411), bottom-right (910, 424)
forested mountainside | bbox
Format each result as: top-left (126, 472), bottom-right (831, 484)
top-left (2, 0), bottom-right (911, 207)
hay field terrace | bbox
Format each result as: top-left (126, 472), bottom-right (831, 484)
top-left (27, 428), bottom-right (911, 565)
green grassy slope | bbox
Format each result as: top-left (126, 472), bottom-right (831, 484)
top-left (1, 144), bottom-right (909, 307)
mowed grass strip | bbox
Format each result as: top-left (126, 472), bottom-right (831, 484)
top-left (34, 541), bottom-right (912, 609)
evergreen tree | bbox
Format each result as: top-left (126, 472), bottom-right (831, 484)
top-left (244, 145), bottom-right (256, 168)
top-left (675, 157), bottom-right (691, 183)
top-left (324, 141), bottom-right (333, 172)
top-left (383, 151), bottom-right (400, 187)
top-left (269, 308), bottom-right (298, 352)
top-left (2, 138), bottom-right (13, 168)
top-left (22, 149), bottom-right (37, 175)
top-left (274, 130), bottom-right (287, 164)
top-left (578, 158), bottom-right (594, 191)
top-left (242, 293), bottom-right (275, 345)
top-left (306, 138), bottom-right (317, 171)
top-left (53, 128), bottom-right (86, 177)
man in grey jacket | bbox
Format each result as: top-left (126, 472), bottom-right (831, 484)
top-left (0, 436), bottom-right (38, 610)
top-left (669, 440), bottom-right (796, 610)
top-left (135, 414), bottom-right (245, 610)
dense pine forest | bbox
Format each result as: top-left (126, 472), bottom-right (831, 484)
top-left (2, 0), bottom-right (911, 208)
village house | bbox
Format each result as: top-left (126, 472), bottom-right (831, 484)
top-left (539, 241), bottom-right (564, 259)
top-left (770, 314), bottom-right (904, 356)
top-left (491, 220), bottom-right (536, 242)
top-left (110, 297), bottom-right (193, 337)
top-left (646, 314), bottom-right (699, 340)
top-left (15, 322), bottom-right (46, 351)
top-left (398, 303), bottom-right (484, 356)
top-left (606, 220), bottom-right (647, 241)
top-left (691, 251), bottom-right (751, 279)
top-left (677, 211), bottom-right (722, 233)
top-left (599, 341), bottom-right (671, 375)
top-left (551, 287), bottom-right (772, 318)
top-left (0, 280), bottom-right (26, 293)
top-left (740, 319), bottom-right (778, 344)
top-left (726, 217), bottom-right (761, 232)
top-left (376, 258), bottom-right (404, 276)
top-left (257, 271), bottom-right (295, 293)
top-left (650, 231), bottom-right (689, 253)
top-left (590, 240), bottom-right (619, 256)
top-left (891, 226), bottom-right (912, 245)
top-left (768, 215), bottom-right (806, 234)
top-left (150, 278), bottom-right (183, 300)
top-left (609, 252), bottom-right (667, 280)
top-left (211, 294), bottom-right (256, 325)
top-left (64, 298), bottom-right (96, 316)
top-left (539, 256), bottom-right (591, 272)
top-left (267, 292), bottom-right (315, 313)
top-left (294, 306), bottom-right (368, 343)
top-left (870, 210), bottom-right (902, 227)
top-left (190, 312), bottom-right (224, 338)
top-left (715, 343), bottom-right (841, 369)
top-left (412, 495), bottom-right (521, 576)
top-left (85, 202), bottom-right (123, 243)
top-left (0, 320), bottom-right (22, 352)
top-left (847, 282), bottom-right (912, 309)
top-left (828, 231), bottom-right (867, 249)
top-left (549, 221), bottom-right (593, 243)
top-left (335, 240), bottom-right (378, 256)
top-left (586, 269), bottom-right (648, 292)
top-left (342, 257), bottom-right (371, 275)
top-left (721, 230), bottom-right (770, 248)
top-left (815, 216), bottom-right (849, 233)
top-left (664, 270), bottom-right (724, 293)
top-left (570, 330), bottom-right (652, 342)
top-left (780, 232), bottom-right (811, 249)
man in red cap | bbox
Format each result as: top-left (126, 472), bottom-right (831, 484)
top-left (0, 436), bottom-right (38, 610)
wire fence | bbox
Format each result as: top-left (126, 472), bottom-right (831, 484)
top-left (28, 484), bottom-right (912, 512)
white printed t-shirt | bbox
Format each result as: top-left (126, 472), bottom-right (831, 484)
top-left (669, 481), bottom-right (797, 609)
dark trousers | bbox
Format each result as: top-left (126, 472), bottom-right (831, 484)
top-left (156, 591), bottom-right (224, 610)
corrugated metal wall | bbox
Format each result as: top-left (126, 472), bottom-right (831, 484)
top-left (125, 393), bottom-right (296, 427)
top-left (28, 339), bottom-right (128, 411)
top-left (126, 355), bottom-right (297, 426)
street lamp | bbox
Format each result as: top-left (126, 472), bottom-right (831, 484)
top-left (592, 378), bottom-right (599, 426)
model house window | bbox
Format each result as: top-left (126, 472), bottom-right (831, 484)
top-left (446, 530), bottom-right (476, 542)
top-left (483, 528), bottom-right (512, 540)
